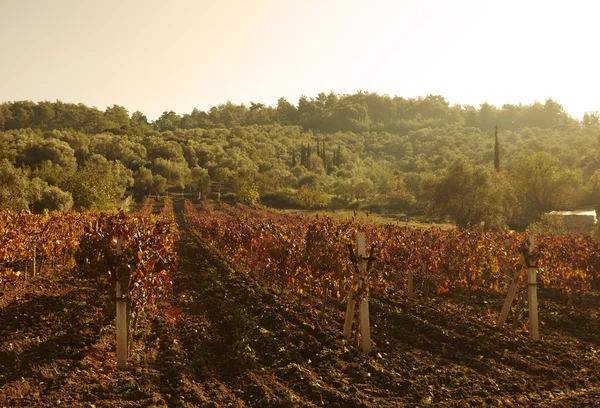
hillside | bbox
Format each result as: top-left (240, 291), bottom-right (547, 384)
top-left (0, 94), bottom-right (599, 228)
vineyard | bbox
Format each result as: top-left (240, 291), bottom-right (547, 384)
top-left (0, 199), bottom-right (178, 323)
top-left (184, 201), bottom-right (600, 305)
top-left (2, 200), bottom-right (600, 406)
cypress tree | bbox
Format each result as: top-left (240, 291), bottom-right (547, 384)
top-left (494, 125), bottom-right (500, 172)
top-left (301, 145), bottom-right (306, 167)
top-left (316, 136), bottom-right (321, 157)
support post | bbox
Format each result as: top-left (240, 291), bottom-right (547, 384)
top-left (343, 274), bottom-right (357, 341)
top-left (115, 237), bottom-right (129, 369)
top-left (497, 266), bottom-right (523, 328)
top-left (525, 234), bottom-right (539, 340)
top-left (356, 232), bottom-right (371, 353)
top-left (407, 269), bottom-right (414, 297)
top-left (116, 281), bottom-right (129, 370)
top-left (527, 266), bottom-right (539, 340)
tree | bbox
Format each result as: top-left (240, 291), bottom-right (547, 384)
top-left (189, 166), bottom-right (211, 198)
top-left (238, 184), bottom-right (260, 205)
top-left (276, 98), bottom-right (298, 125)
top-left (89, 133), bottom-right (147, 170)
top-left (153, 111), bottom-right (182, 132)
top-left (423, 158), bottom-right (517, 229)
top-left (133, 167), bottom-right (154, 198)
top-left (511, 152), bottom-right (582, 218)
top-left (0, 159), bottom-right (32, 210)
top-left (370, 164), bottom-right (396, 197)
top-left (152, 175), bottom-right (168, 195)
top-left (0, 104), bottom-right (11, 129)
top-left (104, 105), bottom-right (130, 134)
top-left (151, 158), bottom-right (191, 190)
top-left (66, 155), bottom-right (133, 210)
top-left (494, 125), bottom-right (500, 172)
top-left (19, 138), bottom-right (78, 174)
top-left (131, 111), bottom-right (152, 134)
top-left (295, 184), bottom-right (331, 208)
top-left (29, 178), bottom-right (73, 211)
top-left (32, 160), bottom-right (68, 186)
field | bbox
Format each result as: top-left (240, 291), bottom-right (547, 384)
top-left (2, 200), bottom-right (600, 407)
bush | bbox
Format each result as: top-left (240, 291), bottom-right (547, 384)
top-left (527, 214), bottom-right (568, 235)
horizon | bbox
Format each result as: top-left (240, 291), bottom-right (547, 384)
top-left (2, 0), bottom-right (599, 121)
top-left (0, 93), bottom-right (588, 123)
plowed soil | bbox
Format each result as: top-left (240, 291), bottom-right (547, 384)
top-left (2, 204), bottom-right (600, 407)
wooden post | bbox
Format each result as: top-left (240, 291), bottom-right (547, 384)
top-left (527, 266), bottom-right (539, 340)
top-left (525, 234), bottom-right (539, 340)
top-left (344, 231), bottom-right (372, 352)
top-left (497, 265), bottom-right (523, 328)
top-left (343, 274), bottom-right (358, 341)
top-left (116, 281), bottom-right (128, 370)
top-left (407, 269), bottom-right (414, 297)
top-left (115, 237), bottom-right (128, 370)
top-left (356, 232), bottom-right (371, 353)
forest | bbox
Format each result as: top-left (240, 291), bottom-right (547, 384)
top-left (1, 92), bottom-right (599, 229)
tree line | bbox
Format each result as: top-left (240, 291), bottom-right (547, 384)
top-left (3, 93), bottom-right (599, 135)
top-left (0, 93), bottom-right (599, 229)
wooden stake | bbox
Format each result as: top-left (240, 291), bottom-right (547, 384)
top-left (524, 234), bottom-right (539, 340)
top-left (343, 275), bottom-right (357, 340)
top-left (407, 269), bottom-right (414, 297)
top-left (359, 296), bottom-right (371, 353)
top-left (115, 237), bottom-right (128, 370)
top-left (116, 280), bottom-right (128, 370)
top-left (527, 266), bottom-right (539, 340)
top-left (497, 266), bottom-right (523, 328)
top-left (356, 232), bottom-right (371, 353)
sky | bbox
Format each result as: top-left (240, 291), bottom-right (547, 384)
top-left (1, 0), bottom-right (599, 120)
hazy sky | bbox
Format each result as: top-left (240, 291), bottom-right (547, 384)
top-left (1, 0), bottom-right (599, 120)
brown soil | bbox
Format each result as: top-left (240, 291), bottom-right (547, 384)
top-left (2, 204), bottom-right (600, 407)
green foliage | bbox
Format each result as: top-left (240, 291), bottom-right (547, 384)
top-left (238, 184), bottom-right (260, 206)
top-left (190, 166), bottom-right (211, 198)
top-left (295, 184), bottom-right (331, 209)
top-left (0, 159), bottom-right (33, 210)
top-left (0, 94), bottom-right (597, 221)
top-left (423, 158), bottom-right (517, 229)
top-left (152, 158), bottom-right (191, 189)
top-left (66, 155), bottom-right (133, 210)
top-left (528, 214), bottom-right (568, 235)
top-left (511, 152), bottom-right (583, 218)
top-left (29, 178), bottom-right (73, 212)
